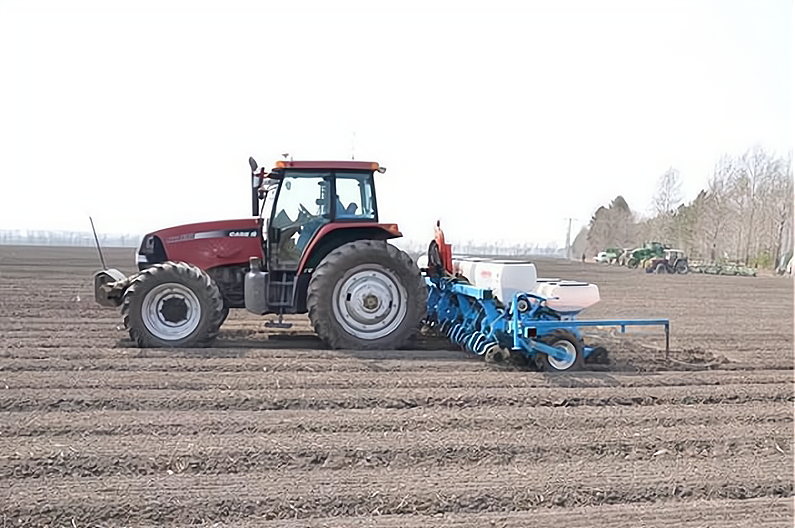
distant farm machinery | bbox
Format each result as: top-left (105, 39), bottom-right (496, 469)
top-left (644, 249), bottom-right (689, 274)
top-left (419, 223), bottom-right (670, 371)
top-left (689, 260), bottom-right (757, 277)
top-left (623, 242), bottom-right (668, 268)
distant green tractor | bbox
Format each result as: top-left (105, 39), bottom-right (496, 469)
top-left (626, 241), bottom-right (668, 268)
top-left (595, 247), bottom-right (624, 264)
top-left (604, 247), bottom-right (624, 264)
top-left (617, 247), bottom-right (635, 266)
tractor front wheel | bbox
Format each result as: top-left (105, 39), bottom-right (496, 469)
top-left (121, 262), bottom-right (225, 348)
top-left (307, 240), bottom-right (427, 349)
top-left (219, 298), bottom-right (230, 326)
top-left (675, 261), bottom-right (689, 274)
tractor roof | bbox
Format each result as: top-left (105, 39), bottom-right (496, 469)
top-left (273, 160), bottom-right (384, 172)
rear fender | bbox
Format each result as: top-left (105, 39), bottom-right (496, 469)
top-left (297, 224), bottom-right (402, 273)
top-left (291, 224), bottom-right (402, 313)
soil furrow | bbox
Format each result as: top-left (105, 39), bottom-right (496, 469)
top-left (2, 423), bottom-right (789, 478)
top-left (3, 401), bottom-right (790, 438)
top-left (2, 465), bottom-right (791, 526)
top-left (0, 383), bottom-right (791, 412)
top-left (135, 498), bottom-right (795, 528)
top-left (1, 369), bottom-right (791, 391)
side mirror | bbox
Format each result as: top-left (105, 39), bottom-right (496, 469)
top-left (249, 157), bottom-right (258, 173)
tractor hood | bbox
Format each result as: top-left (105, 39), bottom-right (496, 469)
top-left (137, 218), bottom-right (264, 272)
top-left (151, 218), bottom-right (260, 244)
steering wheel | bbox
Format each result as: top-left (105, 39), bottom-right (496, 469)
top-left (284, 204), bottom-right (316, 233)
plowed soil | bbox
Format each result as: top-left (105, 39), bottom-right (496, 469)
top-left (0, 245), bottom-right (792, 527)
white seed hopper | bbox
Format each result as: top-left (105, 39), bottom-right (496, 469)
top-left (452, 257), bottom-right (538, 305)
top-left (534, 279), bottom-right (600, 314)
top-left (419, 254), bottom-right (600, 314)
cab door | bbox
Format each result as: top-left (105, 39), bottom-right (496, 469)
top-left (268, 171), bottom-right (332, 270)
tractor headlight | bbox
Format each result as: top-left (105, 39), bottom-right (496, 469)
top-left (135, 235), bottom-right (149, 268)
top-left (135, 234), bottom-right (162, 270)
top-left (140, 235), bottom-right (156, 254)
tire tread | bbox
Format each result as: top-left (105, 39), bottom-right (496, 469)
top-left (306, 240), bottom-right (426, 350)
top-left (120, 261), bottom-right (224, 348)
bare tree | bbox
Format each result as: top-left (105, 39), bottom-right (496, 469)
top-left (701, 157), bottom-right (736, 261)
top-left (672, 192), bottom-right (707, 255)
top-left (652, 167), bottom-right (683, 216)
top-left (571, 227), bottom-right (589, 260)
top-left (650, 167), bottom-right (683, 241)
top-left (585, 196), bottom-right (639, 255)
top-left (605, 196), bottom-right (636, 247)
top-left (763, 152), bottom-right (794, 268)
top-left (586, 206), bottom-right (610, 254)
top-left (736, 146), bottom-right (772, 263)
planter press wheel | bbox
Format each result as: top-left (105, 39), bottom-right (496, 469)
top-left (536, 330), bottom-right (585, 372)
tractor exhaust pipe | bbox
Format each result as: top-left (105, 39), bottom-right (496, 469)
top-left (249, 157), bottom-right (265, 217)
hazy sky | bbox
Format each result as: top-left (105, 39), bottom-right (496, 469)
top-left (0, 0), bottom-right (791, 247)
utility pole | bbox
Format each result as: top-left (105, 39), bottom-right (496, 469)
top-left (564, 217), bottom-right (573, 260)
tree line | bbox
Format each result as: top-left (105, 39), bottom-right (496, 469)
top-left (0, 230), bottom-right (139, 247)
top-left (575, 146), bottom-right (794, 269)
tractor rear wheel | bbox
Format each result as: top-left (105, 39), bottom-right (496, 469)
top-left (121, 262), bottom-right (225, 348)
top-left (307, 240), bottom-right (427, 349)
top-left (536, 329), bottom-right (584, 372)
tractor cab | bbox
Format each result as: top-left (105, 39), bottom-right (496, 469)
top-left (646, 249), bottom-right (689, 274)
top-left (245, 158), bottom-right (407, 325)
top-left (250, 158), bottom-right (386, 271)
top-left (665, 249), bottom-right (683, 265)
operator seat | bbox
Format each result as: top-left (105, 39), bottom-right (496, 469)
top-left (335, 196), bottom-right (358, 218)
top-left (341, 203), bottom-right (358, 217)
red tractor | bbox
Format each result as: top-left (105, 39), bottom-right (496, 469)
top-left (94, 158), bottom-right (427, 349)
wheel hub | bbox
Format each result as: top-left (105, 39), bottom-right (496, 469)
top-left (546, 340), bottom-right (576, 370)
top-left (141, 283), bottom-right (202, 341)
top-left (160, 296), bottom-right (188, 324)
top-left (332, 265), bottom-right (408, 340)
top-left (362, 293), bottom-right (380, 311)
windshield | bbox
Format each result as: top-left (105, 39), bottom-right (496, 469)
top-left (271, 171), bottom-right (332, 228)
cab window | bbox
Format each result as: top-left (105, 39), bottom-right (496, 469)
top-left (335, 171), bottom-right (376, 220)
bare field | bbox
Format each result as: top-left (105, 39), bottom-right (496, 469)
top-left (0, 245), bottom-right (793, 527)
